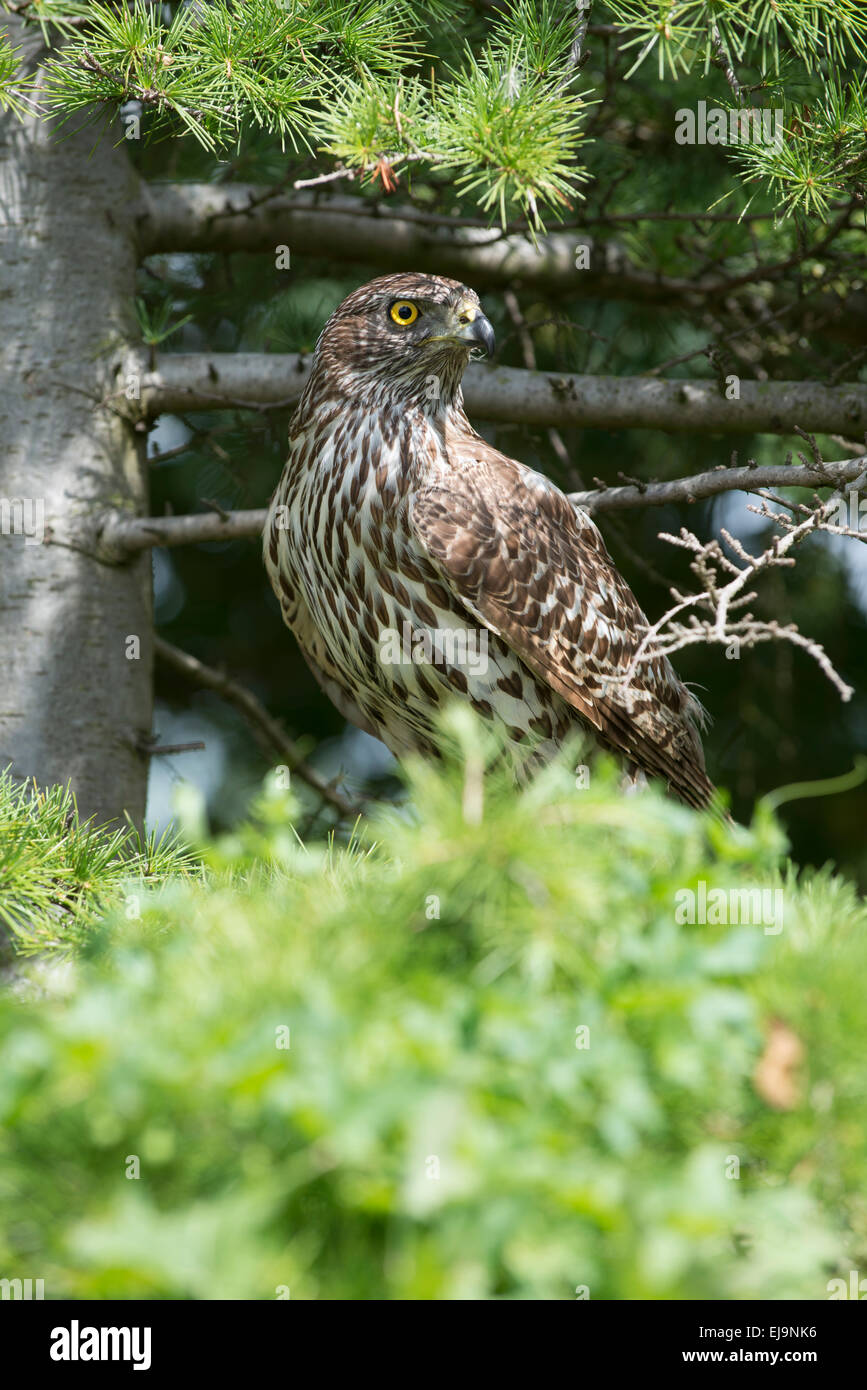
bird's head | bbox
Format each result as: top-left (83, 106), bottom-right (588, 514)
top-left (308, 272), bottom-right (495, 413)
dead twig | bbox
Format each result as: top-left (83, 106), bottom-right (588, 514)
top-left (154, 637), bottom-right (366, 819)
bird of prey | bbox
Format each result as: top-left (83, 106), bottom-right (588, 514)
top-left (264, 273), bottom-right (714, 809)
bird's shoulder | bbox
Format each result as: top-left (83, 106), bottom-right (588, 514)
top-left (411, 420), bottom-right (629, 608)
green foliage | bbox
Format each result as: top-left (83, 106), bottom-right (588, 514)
top-left (728, 74), bottom-right (867, 217)
top-left (0, 32), bottom-right (35, 117)
top-left (0, 768), bottom-right (196, 957)
top-left (434, 39), bottom-right (589, 227)
top-left (602, 1), bottom-right (867, 214)
top-left (605, 0), bottom-right (867, 72)
top-left (12, 0), bottom-right (865, 221)
top-left (38, 0), bottom-right (317, 151)
top-left (29, 0), bottom-right (590, 224)
top-left (1, 731), bottom-right (865, 1299)
top-left (316, 71), bottom-right (427, 171)
top-left (135, 294), bottom-right (193, 354)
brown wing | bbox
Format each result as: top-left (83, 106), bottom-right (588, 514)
top-left (410, 433), bottom-right (714, 809)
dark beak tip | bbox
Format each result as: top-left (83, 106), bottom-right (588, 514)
top-left (474, 316), bottom-right (496, 359)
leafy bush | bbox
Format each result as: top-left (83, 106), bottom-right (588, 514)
top-left (0, 725), bottom-right (865, 1299)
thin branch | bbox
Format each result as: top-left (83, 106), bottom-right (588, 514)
top-left (709, 21), bottom-right (743, 105)
top-left (292, 165), bottom-right (358, 191)
top-left (559, 0), bottom-right (593, 91)
top-left (570, 456), bottom-right (867, 512)
top-left (93, 457), bottom-right (867, 558)
top-left (138, 738), bottom-right (206, 756)
top-left (148, 439), bottom-right (196, 466)
top-left (98, 506), bottom-right (267, 557)
top-left (154, 637), bottom-right (365, 819)
top-left (292, 151), bottom-right (436, 192)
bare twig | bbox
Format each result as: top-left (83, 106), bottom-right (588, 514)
top-left (559, 0), bottom-right (593, 90)
top-left (293, 151), bottom-right (436, 192)
top-left (614, 455), bottom-right (867, 703)
top-left (138, 738), bottom-right (206, 756)
top-left (709, 21), bottom-right (743, 105)
top-left (154, 637), bottom-right (366, 819)
top-left (292, 166), bottom-right (357, 191)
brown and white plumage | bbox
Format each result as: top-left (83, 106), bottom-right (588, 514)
top-left (264, 272), bottom-right (715, 809)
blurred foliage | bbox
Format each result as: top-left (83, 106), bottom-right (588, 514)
top-left (0, 725), bottom-right (865, 1299)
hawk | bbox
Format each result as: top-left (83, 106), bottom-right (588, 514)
top-left (264, 273), bottom-right (714, 809)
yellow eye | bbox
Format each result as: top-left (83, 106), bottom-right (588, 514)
top-left (390, 300), bottom-right (419, 326)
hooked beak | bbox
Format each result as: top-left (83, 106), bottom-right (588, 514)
top-left (453, 304), bottom-right (496, 359)
top-left (426, 300), bottom-right (496, 359)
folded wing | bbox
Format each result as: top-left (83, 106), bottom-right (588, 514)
top-left (410, 434), bottom-right (714, 809)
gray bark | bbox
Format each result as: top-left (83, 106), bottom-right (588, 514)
top-left (136, 351), bottom-right (867, 436)
top-left (136, 183), bottom-right (867, 343)
top-left (137, 184), bottom-right (599, 294)
top-left (0, 19), bottom-right (152, 826)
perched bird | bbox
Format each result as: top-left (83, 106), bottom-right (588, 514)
top-left (264, 273), bottom-right (714, 809)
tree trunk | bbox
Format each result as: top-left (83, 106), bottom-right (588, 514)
top-left (0, 19), bottom-right (152, 826)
